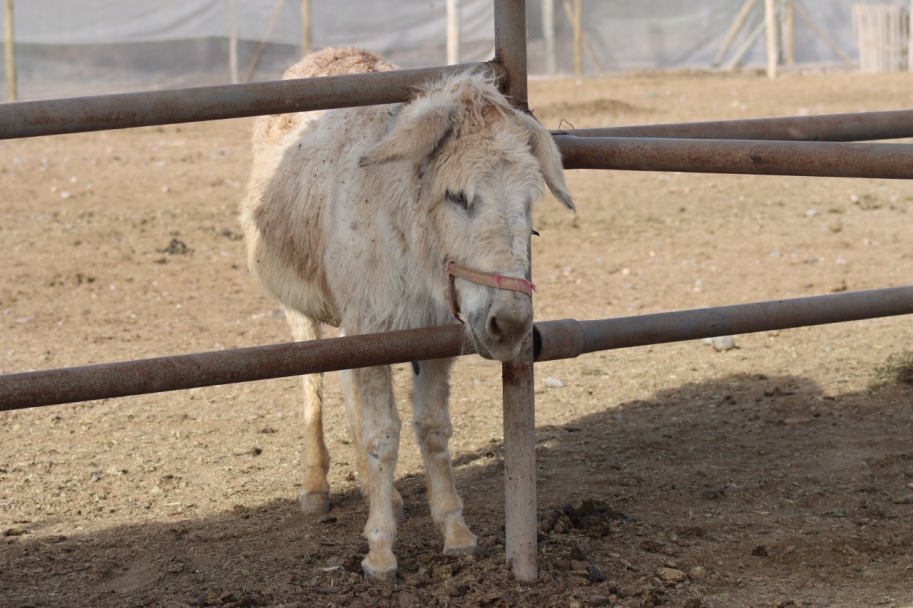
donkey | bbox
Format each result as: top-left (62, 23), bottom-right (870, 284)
top-left (240, 47), bottom-right (573, 580)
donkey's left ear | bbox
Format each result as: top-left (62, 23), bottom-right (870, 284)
top-left (518, 113), bottom-right (575, 211)
top-left (359, 103), bottom-right (457, 167)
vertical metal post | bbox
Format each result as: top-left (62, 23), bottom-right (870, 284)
top-left (494, 0), bottom-right (537, 584)
top-left (228, 0), bottom-right (239, 85)
top-left (494, 0), bottom-right (528, 109)
top-left (783, 0), bottom-right (795, 67)
top-left (3, 0), bottom-right (16, 102)
top-left (764, 0), bottom-right (778, 78)
top-left (447, 0), bottom-right (461, 65)
top-left (573, 0), bottom-right (583, 77)
top-left (302, 0), bottom-right (312, 56)
top-left (542, 0), bottom-right (556, 75)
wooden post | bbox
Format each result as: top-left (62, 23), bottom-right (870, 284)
top-left (573, 0), bottom-right (582, 77)
top-left (713, 0), bottom-right (758, 67)
top-left (446, 0), bottom-right (460, 65)
top-left (4, 0), bottom-right (16, 102)
top-left (301, 0), bottom-right (311, 56)
top-left (764, 0), bottom-right (778, 79)
top-left (783, 0), bottom-right (795, 66)
top-left (228, 0), bottom-right (239, 85)
top-left (542, 0), bottom-right (556, 75)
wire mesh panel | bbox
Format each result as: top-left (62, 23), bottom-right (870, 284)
top-left (852, 3), bottom-right (910, 72)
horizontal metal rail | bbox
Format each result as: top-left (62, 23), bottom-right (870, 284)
top-left (555, 135), bottom-right (913, 179)
top-left (2, 286), bottom-right (910, 411)
top-left (0, 62), bottom-right (504, 140)
top-left (555, 109), bottom-right (913, 142)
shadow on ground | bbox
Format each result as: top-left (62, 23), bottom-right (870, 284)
top-left (2, 374), bottom-right (911, 608)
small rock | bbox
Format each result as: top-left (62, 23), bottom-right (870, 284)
top-left (585, 564), bottom-right (605, 582)
top-left (570, 540), bottom-right (590, 560)
top-left (570, 559), bottom-right (589, 571)
top-left (891, 494), bottom-right (913, 504)
top-left (545, 377), bottom-right (567, 388)
top-left (708, 336), bottom-right (735, 351)
top-left (701, 488), bottom-right (722, 500)
top-left (656, 567), bottom-right (686, 583)
top-left (689, 566), bottom-right (706, 580)
top-left (502, 593), bottom-right (517, 607)
top-left (589, 594), bottom-right (613, 607)
top-left (751, 545), bottom-right (769, 557)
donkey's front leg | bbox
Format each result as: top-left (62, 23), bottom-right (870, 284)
top-left (412, 358), bottom-right (478, 555)
top-left (353, 365), bottom-right (402, 580)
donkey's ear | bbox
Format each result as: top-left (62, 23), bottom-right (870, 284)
top-left (359, 103), bottom-right (457, 167)
top-left (518, 113), bottom-right (575, 211)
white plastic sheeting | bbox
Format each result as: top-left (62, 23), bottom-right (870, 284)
top-left (0, 0), bottom-right (871, 100)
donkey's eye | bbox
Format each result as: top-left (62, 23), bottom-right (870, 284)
top-left (445, 190), bottom-right (470, 211)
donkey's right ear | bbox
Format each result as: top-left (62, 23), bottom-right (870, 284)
top-left (359, 103), bottom-right (457, 167)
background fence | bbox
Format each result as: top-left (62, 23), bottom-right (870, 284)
top-left (0, 0), bottom-right (892, 101)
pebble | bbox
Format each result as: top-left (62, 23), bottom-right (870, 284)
top-left (545, 377), bottom-right (567, 388)
top-left (701, 335), bottom-right (735, 351)
top-left (656, 567), bottom-right (687, 583)
top-left (701, 488), bottom-right (722, 500)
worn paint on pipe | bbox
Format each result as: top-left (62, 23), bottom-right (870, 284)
top-left (555, 135), bottom-right (913, 179)
top-left (556, 109), bottom-right (913, 142)
top-left (0, 62), bottom-right (505, 140)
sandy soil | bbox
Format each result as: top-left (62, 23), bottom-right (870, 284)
top-left (1, 70), bottom-right (912, 608)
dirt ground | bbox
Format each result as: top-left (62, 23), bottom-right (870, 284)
top-left (1, 69), bottom-right (912, 608)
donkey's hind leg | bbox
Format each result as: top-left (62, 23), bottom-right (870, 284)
top-left (286, 308), bottom-right (331, 513)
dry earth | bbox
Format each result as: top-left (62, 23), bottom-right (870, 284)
top-left (1, 69), bottom-right (912, 608)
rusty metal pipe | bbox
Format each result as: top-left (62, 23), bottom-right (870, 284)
top-left (556, 109), bottom-right (913, 142)
top-left (533, 286), bottom-right (913, 358)
top-left (555, 135), bottom-right (913, 179)
top-left (0, 325), bottom-right (471, 412)
top-left (0, 62), bottom-right (505, 140)
top-left (2, 287), bottom-right (911, 412)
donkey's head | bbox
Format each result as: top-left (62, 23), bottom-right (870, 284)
top-left (360, 73), bottom-right (574, 361)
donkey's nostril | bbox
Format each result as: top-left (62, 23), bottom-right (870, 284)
top-left (487, 315), bottom-right (503, 342)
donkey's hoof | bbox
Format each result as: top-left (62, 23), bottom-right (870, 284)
top-left (362, 554), bottom-right (397, 581)
top-left (443, 523), bottom-right (478, 555)
top-left (299, 490), bottom-right (330, 513)
top-left (443, 538), bottom-right (478, 556)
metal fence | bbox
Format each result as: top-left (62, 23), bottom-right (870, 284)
top-left (1, 0), bottom-right (912, 584)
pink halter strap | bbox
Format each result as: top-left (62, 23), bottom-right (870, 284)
top-left (443, 261), bottom-right (536, 322)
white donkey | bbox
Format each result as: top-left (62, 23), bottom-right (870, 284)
top-left (241, 48), bottom-right (573, 580)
